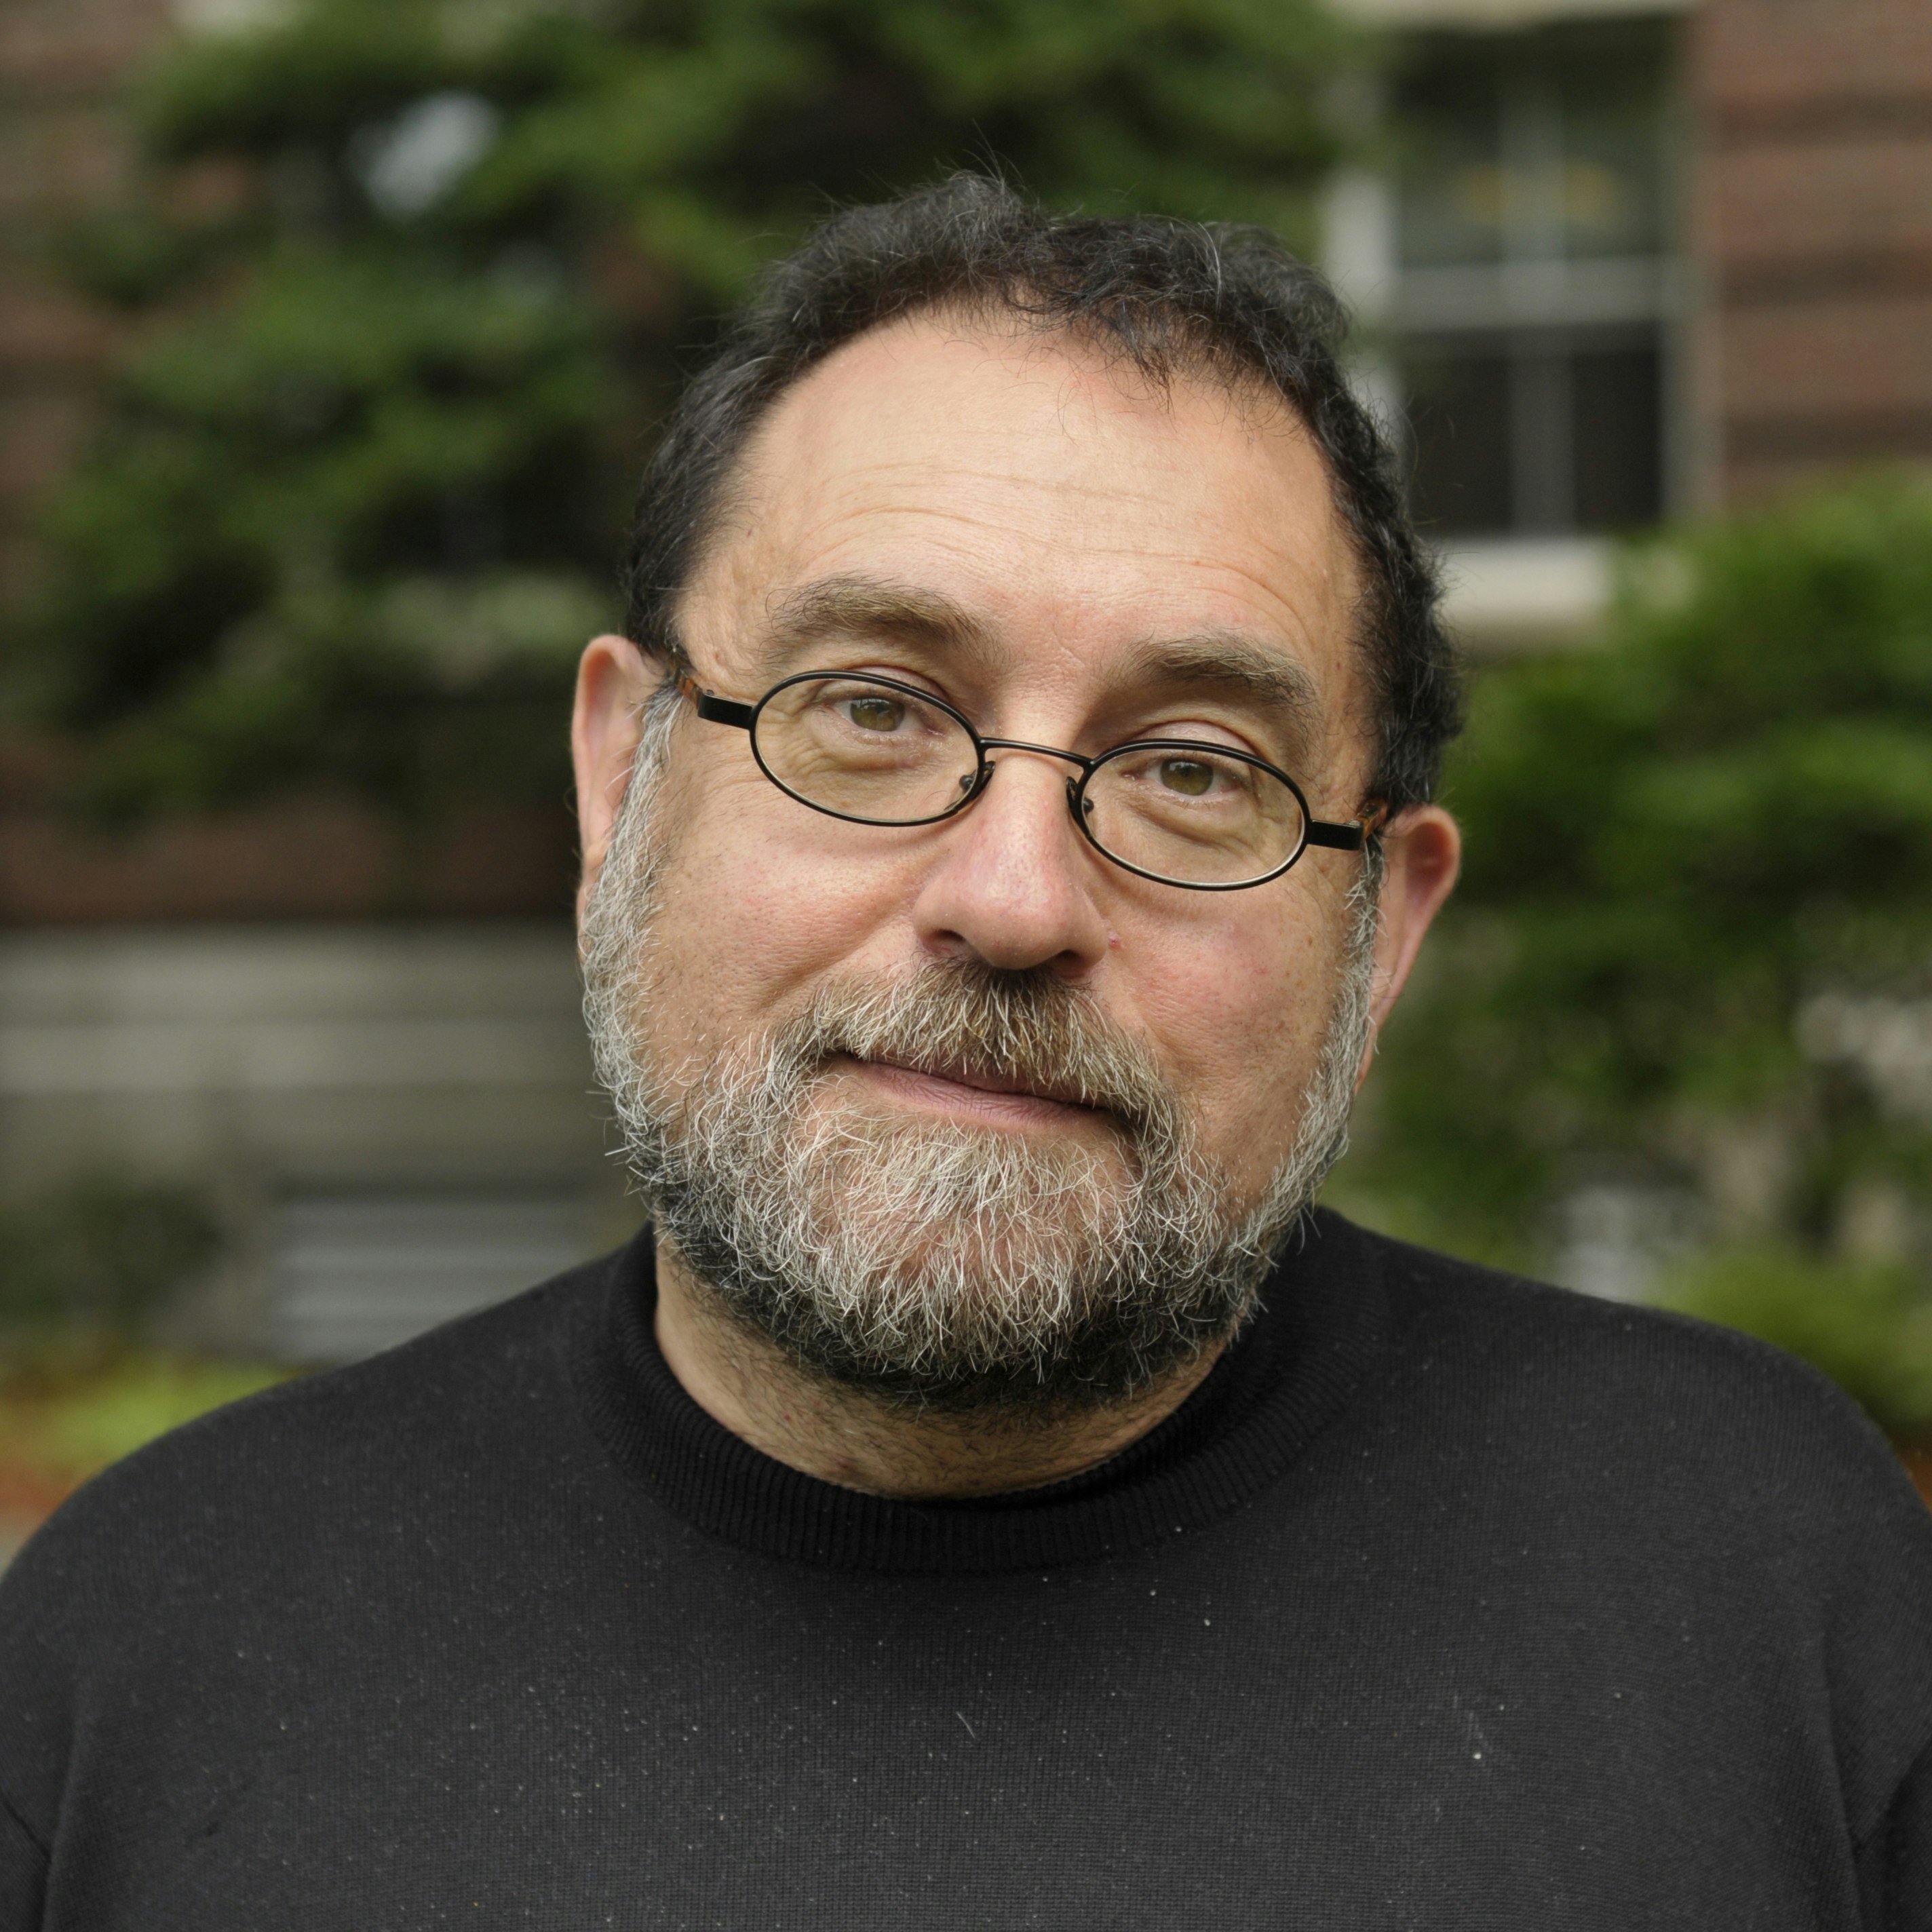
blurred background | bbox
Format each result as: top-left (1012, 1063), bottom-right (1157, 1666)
top-left (2, 0), bottom-right (1929, 1549)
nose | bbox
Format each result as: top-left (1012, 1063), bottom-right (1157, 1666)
top-left (908, 750), bottom-right (1113, 978)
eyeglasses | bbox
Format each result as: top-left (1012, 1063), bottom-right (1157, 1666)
top-left (678, 670), bottom-right (1384, 891)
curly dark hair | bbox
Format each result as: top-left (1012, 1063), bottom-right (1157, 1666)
top-left (622, 174), bottom-right (1460, 809)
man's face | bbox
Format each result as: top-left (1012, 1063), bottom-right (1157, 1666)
top-left (577, 316), bottom-right (1457, 1404)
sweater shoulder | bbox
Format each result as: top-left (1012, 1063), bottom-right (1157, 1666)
top-left (1360, 1220), bottom-right (1879, 1427)
top-left (0, 1245), bottom-right (621, 1605)
top-left (1346, 1218), bottom-right (1928, 1531)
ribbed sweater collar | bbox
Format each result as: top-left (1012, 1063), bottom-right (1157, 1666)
top-left (574, 1208), bottom-right (1388, 1575)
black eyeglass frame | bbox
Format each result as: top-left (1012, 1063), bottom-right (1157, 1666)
top-left (679, 670), bottom-right (1386, 892)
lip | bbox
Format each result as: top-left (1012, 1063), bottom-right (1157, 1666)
top-left (834, 1054), bottom-right (1108, 1128)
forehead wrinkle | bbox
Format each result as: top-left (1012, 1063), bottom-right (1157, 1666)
top-left (805, 465), bottom-right (1208, 552)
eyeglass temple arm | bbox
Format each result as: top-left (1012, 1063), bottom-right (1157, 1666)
top-left (680, 675), bottom-right (755, 730)
top-left (1306, 804), bottom-right (1389, 852)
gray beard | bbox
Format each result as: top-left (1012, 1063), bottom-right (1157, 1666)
top-left (582, 684), bottom-right (1379, 1415)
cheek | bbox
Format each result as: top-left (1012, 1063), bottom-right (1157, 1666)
top-left (1133, 883), bottom-right (1346, 1149)
top-left (640, 770), bottom-right (913, 1047)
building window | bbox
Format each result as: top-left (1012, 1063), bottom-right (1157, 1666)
top-left (1387, 20), bottom-right (1678, 539)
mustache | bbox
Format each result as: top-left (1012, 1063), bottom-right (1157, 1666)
top-left (761, 959), bottom-right (1183, 1139)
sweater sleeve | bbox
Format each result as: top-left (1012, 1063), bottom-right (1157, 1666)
top-left (0, 1786), bottom-right (48, 1929)
top-left (0, 1513), bottom-right (86, 1929)
top-left (1858, 1735), bottom-right (1932, 1930)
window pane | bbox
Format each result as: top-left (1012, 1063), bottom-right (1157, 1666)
top-left (1394, 22), bottom-right (1669, 270)
top-left (1559, 46), bottom-right (1669, 260)
top-left (1511, 348), bottom-right (1574, 533)
top-left (1395, 83), bottom-right (1508, 269)
top-left (1402, 347), bottom-right (1513, 535)
top-left (1404, 334), bottom-right (1663, 537)
top-left (1572, 344), bottom-right (1661, 529)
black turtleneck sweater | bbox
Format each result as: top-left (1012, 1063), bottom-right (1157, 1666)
top-left (3, 1212), bottom-right (1929, 1929)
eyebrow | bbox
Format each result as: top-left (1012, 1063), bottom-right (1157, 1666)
top-left (1110, 634), bottom-right (1324, 757)
top-left (758, 576), bottom-right (995, 670)
top-left (753, 575), bottom-right (1324, 758)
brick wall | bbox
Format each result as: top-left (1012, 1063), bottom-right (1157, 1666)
top-left (1690, 0), bottom-right (1932, 502)
top-left (0, 788), bottom-right (581, 923)
top-left (0, 0), bottom-right (173, 600)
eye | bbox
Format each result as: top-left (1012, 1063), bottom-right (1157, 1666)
top-left (1157, 757), bottom-right (1218, 796)
top-left (844, 694), bottom-right (906, 732)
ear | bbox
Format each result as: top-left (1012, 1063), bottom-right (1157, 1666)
top-left (573, 634), bottom-right (667, 924)
top-left (1356, 803), bottom-right (1461, 1088)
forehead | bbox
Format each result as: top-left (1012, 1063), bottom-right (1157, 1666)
top-left (686, 314), bottom-right (1362, 738)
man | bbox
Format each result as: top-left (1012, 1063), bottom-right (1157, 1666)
top-left (3, 178), bottom-right (1928, 1929)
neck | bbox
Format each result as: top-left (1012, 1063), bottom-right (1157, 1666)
top-left (651, 1237), bottom-right (1226, 1500)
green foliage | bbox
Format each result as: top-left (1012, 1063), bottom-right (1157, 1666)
top-left (3, 1356), bottom-right (294, 1472)
top-left (0, 1357), bottom-right (296, 1491)
top-left (1336, 475), bottom-right (1932, 1427)
top-left (8, 0), bottom-right (1354, 819)
top-left (0, 1175), bottom-right (223, 1341)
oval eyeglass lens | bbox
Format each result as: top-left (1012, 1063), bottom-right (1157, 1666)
top-left (754, 676), bottom-right (979, 823)
top-left (1082, 745), bottom-right (1306, 885)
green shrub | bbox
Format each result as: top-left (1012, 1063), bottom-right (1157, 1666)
top-left (0, 1176), bottom-right (222, 1342)
top-left (3, 1356), bottom-right (294, 1482)
top-left (1336, 476), bottom-right (1932, 1430)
